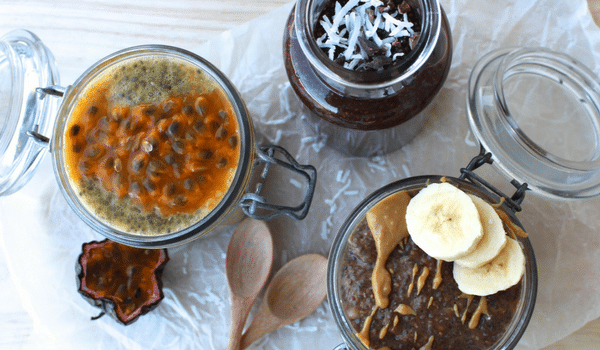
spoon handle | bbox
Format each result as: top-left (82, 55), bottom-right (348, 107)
top-left (239, 303), bottom-right (279, 350)
top-left (227, 295), bottom-right (254, 350)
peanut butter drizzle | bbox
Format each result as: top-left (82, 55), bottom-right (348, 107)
top-left (493, 198), bottom-right (528, 238)
top-left (459, 294), bottom-right (475, 324)
top-left (379, 323), bottom-right (390, 339)
top-left (417, 266), bottom-right (429, 295)
top-left (432, 260), bottom-right (443, 289)
top-left (469, 296), bottom-right (489, 330)
top-left (357, 306), bottom-right (379, 347)
top-left (419, 336), bottom-right (435, 350)
top-left (366, 191), bottom-right (411, 309)
top-left (408, 263), bottom-right (418, 297)
top-left (394, 304), bottom-right (417, 316)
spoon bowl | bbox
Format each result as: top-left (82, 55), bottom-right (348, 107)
top-left (240, 253), bottom-right (328, 349)
top-left (225, 218), bottom-right (274, 350)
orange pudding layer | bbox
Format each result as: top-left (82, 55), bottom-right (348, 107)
top-left (63, 56), bottom-right (240, 235)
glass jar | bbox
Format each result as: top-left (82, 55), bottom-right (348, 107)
top-left (467, 47), bottom-right (600, 200)
top-left (0, 29), bottom-right (317, 248)
top-left (283, 0), bottom-right (453, 156)
top-left (326, 46), bottom-right (600, 349)
top-left (327, 169), bottom-right (537, 350)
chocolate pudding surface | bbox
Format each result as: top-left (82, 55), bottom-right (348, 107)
top-left (340, 217), bottom-right (522, 349)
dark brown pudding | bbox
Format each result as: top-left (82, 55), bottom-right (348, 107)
top-left (283, 8), bottom-right (451, 130)
top-left (339, 189), bottom-right (524, 349)
top-left (283, 0), bottom-right (452, 155)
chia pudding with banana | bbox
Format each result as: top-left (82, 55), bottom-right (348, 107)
top-left (340, 182), bottom-right (527, 349)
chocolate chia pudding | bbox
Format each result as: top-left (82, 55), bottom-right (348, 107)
top-left (62, 55), bottom-right (241, 236)
top-left (329, 178), bottom-right (535, 350)
top-left (283, 0), bottom-right (452, 155)
top-left (341, 218), bottom-right (522, 349)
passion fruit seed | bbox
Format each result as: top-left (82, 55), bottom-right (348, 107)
top-left (193, 121), bottom-right (205, 133)
top-left (228, 135), bottom-right (238, 148)
top-left (216, 157), bottom-right (228, 169)
top-left (183, 104), bottom-right (194, 115)
top-left (171, 140), bottom-right (185, 154)
top-left (195, 97), bottom-right (207, 116)
top-left (83, 144), bottom-right (105, 160)
top-left (88, 106), bottom-right (99, 116)
top-left (147, 159), bottom-right (168, 174)
top-left (163, 183), bottom-right (177, 198)
top-left (163, 100), bottom-right (175, 113)
top-left (199, 149), bottom-right (213, 160)
top-left (100, 156), bottom-right (115, 170)
top-left (215, 126), bottom-right (228, 140)
top-left (130, 153), bottom-right (148, 173)
top-left (73, 143), bottom-right (83, 153)
top-left (167, 121), bottom-right (184, 139)
top-left (114, 158), bottom-right (123, 172)
top-left (71, 124), bottom-right (81, 136)
top-left (129, 182), bottom-right (142, 198)
top-left (143, 178), bottom-right (158, 195)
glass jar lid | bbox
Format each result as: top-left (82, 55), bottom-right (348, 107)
top-left (0, 29), bottom-right (60, 195)
top-left (467, 47), bottom-right (600, 200)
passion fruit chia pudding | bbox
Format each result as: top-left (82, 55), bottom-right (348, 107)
top-left (338, 183), bottom-right (528, 349)
top-left (63, 55), bottom-right (241, 235)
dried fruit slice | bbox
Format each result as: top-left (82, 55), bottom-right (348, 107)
top-left (405, 182), bottom-right (483, 261)
top-left (454, 195), bottom-right (508, 268)
top-left (76, 239), bottom-right (169, 325)
top-left (453, 237), bottom-right (525, 296)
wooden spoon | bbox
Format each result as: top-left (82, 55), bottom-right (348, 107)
top-left (240, 253), bottom-right (328, 349)
top-left (226, 218), bottom-right (274, 350)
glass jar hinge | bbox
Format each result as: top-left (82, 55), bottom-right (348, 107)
top-left (459, 148), bottom-right (528, 212)
top-left (26, 86), bottom-right (66, 148)
top-left (36, 86), bottom-right (65, 98)
top-left (240, 145), bottom-right (317, 221)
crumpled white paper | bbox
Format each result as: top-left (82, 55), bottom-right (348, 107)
top-left (1, 0), bottom-right (600, 349)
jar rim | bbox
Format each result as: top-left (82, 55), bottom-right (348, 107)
top-left (327, 176), bottom-right (537, 350)
top-left (467, 47), bottom-right (600, 200)
top-left (294, 0), bottom-right (442, 90)
top-left (51, 45), bottom-right (254, 248)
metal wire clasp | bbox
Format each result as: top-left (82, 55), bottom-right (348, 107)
top-left (459, 148), bottom-right (529, 212)
top-left (240, 145), bottom-right (317, 221)
top-left (26, 86), bottom-right (66, 148)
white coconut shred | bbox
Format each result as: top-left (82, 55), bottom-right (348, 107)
top-left (316, 0), bottom-right (419, 70)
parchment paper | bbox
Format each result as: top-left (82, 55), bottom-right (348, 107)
top-left (2, 0), bottom-right (600, 349)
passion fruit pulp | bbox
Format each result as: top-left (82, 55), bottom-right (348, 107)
top-left (76, 239), bottom-right (169, 325)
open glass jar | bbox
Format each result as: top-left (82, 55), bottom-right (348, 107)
top-left (326, 47), bottom-right (600, 349)
top-left (0, 30), bottom-right (316, 248)
top-left (283, 0), bottom-right (453, 156)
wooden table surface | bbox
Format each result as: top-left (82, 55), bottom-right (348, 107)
top-left (0, 0), bottom-right (599, 349)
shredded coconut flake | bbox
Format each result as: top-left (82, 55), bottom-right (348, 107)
top-left (316, 0), bottom-right (419, 70)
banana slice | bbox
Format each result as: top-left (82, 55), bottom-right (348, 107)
top-left (453, 237), bottom-right (525, 296)
top-left (405, 182), bottom-right (483, 261)
top-left (454, 195), bottom-right (508, 268)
